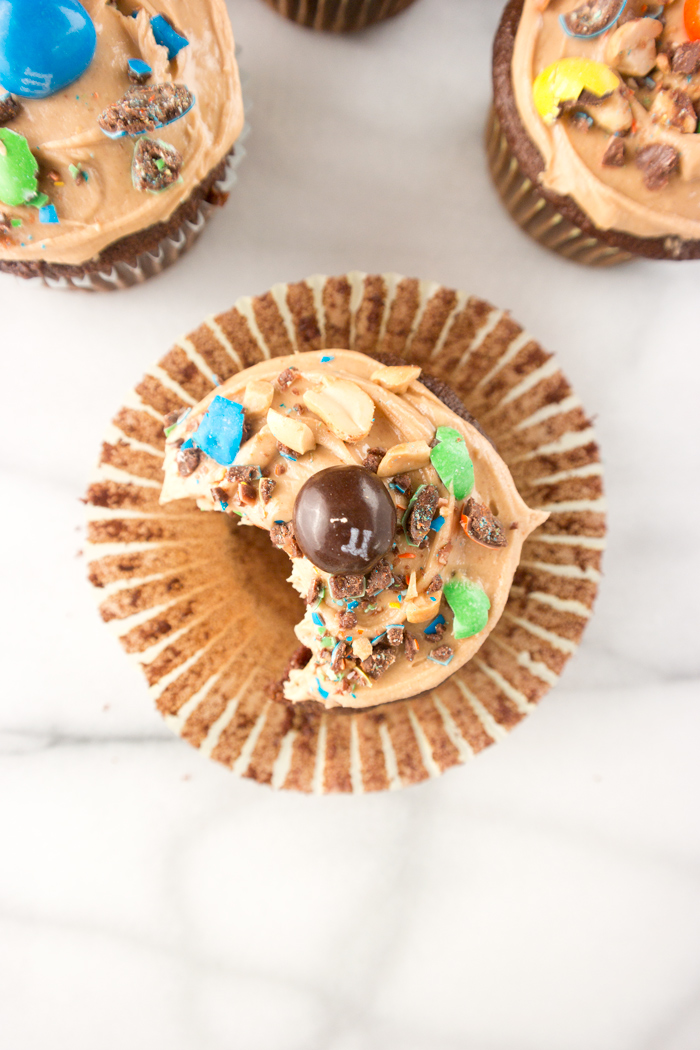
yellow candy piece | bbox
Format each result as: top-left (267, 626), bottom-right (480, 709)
top-left (533, 57), bottom-right (619, 125)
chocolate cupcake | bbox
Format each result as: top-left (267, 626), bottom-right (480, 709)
top-left (85, 272), bottom-right (606, 793)
top-left (489, 0), bottom-right (700, 264)
top-left (0, 1), bottom-right (245, 290)
top-left (260, 0), bottom-right (419, 33)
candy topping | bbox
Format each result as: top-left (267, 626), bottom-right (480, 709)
top-left (460, 499), bottom-right (508, 549)
top-left (561, 0), bottom-right (627, 39)
top-left (429, 426), bottom-right (475, 500)
top-left (533, 58), bottom-right (619, 125)
top-left (187, 396), bottom-right (245, 466)
top-left (0, 0), bottom-right (96, 98)
top-left (0, 128), bottom-right (41, 207)
top-left (293, 465), bottom-right (396, 574)
top-left (98, 84), bottom-right (194, 139)
top-left (127, 59), bottom-right (153, 85)
top-left (150, 15), bottom-right (189, 60)
top-left (443, 577), bottom-right (490, 640)
top-left (132, 138), bottom-right (182, 192)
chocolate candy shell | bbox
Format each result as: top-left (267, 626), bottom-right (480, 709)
top-left (85, 272), bottom-right (606, 793)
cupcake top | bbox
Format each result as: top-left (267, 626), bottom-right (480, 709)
top-left (513, 0), bottom-right (700, 241)
top-left (0, 0), bottom-right (243, 266)
top-left (160, 350), bottom-right (547, 710)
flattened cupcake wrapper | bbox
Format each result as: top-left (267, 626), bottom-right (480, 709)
top-left (486, 107), bottom-right (633, 268)
top-left (262, 0), bottom-right (417, 31)
top-left (85, 272), bottom-right (606, 793)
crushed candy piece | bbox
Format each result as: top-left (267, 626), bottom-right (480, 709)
top-left (38, 203), bottom-right (58, 224)
top-left (362, 446), bottom-right (386, 473)
top-left (127, 58), bottom-right (153, 84)
top-left (429, 426), bottom-right (474, 499)
top-left (306, 578), bottom-right (324, 609)
top-left (404, 632), bottom-right (419, 663)
top-left (189, 395), bottom-right (245, 466)
top-left (227, 465), bottom-right (261, 484)
top-left (270, 521), bottom-right (302, 558)
top-left (0, 128), bottom-right (39, 206)
top-left (672, 41), bottom-right (700, 75)
top-left (339, 610), bottom-right (357, 630)
top-left (361, 649), bottom-right (396, 680)
top-left (276, 367), bottom-right (298, 390)
top-left (176, 446), bottom-right (201, 477)
top-left (636, 143), bottom-right (680, 190)
top-left (561, 0), bottom-right (627, 39)
top-left (98, 83), bottom-right (194, 138)
top-left (329, 574), bottom-right (366, 600)
top-left (366, 559), bottom-right (393, 598)
top-left (0, 93), bottom-right (21, 125)
top-left (443, 577), bottom-right (491, 640)
top-left (259, 477), bottom-right (276, 504)
top-left (423, 613), bottom-right (446, 638)
top-left (404, 484), bottom-right (440, 545)
top-left (461, 498), bottom-right (508, 549)
top-left (150, 14), bottom-right (189, 59)
top-left (132, 137), bottom-right (182, 192)
top-left (428, 645), bottom-right (455, 667)
top-left (533, 58), bottom-right (619, 125)
top-left (386, 625), bottom-right (404, 647)
top-left (602, 137), bottom-right (625, 167)
top-left (68, 163), bottom-right (88, 183)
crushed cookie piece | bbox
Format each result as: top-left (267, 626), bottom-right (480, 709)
top-left (425, 574), bottom-right (443, 596)
top-left (274, 462), bottom-right (287, 477)
top-left (163, 409), bottom-right (180, 430)
top-left (329, 574), bottom-right (365, 600)
top-left (390, 573), bottom-right (407, 592)
top-left (424, 620), bottom-right (446, 642)
top-left (636, 143), bottom-right (680, 190)
top-left (127, 58), bottom-right (153, 85)
top-left (650, 87), bottom-right (697, 134)
top-left (672, 41), bottom-right (700, 76)
top-left (569, 110), bottom-right (594, 132)
top-left (0, 94), bottom-right (21, 125)
top-left (276, 440), bottom-right (298, 460)
top-left (461, 498), bottom-right (508, 549)
top-left (227, 465), bottom-right (261, 484)
top-left (562, 0), bottom-right (626, 38)
top-left (259, 477), bottom-right (276, 504)
top-left (241, 417), bottom-right (252, 444)
top-left (602, 136), bottom-right (625, 167)
top-left (404, 632), bottom-right (419, 663)
top-left (270, 521), bottom-right (302, 558)
top-left (239, 483), bottom-right (257, 504)
top-left (98, 83), bottom-right (194, 137)
top-left (211, 485), bottom-right (228, 504)
top-left (339, 610), bottom-right (358, 631)
top-left (430, 645), bottom-right (454, 666)
top-left (386, 625), bottom-right (404, 647)
top-left (362, 446), bottom-right (386, 473)
top-left (366, 559), bottom-right (393, 597)
top-left (361, 649), bottom-right (396, 680)
top-left (276, 366), bottom-right (298, 390)
top-left (176, 447), bottom-right (201, 477)
top-left (132, 138), bottom-right (182, 192)
top-left (331, 641), bottom-right (349, 675)
top-left (391, 473), bottom-right (412, 496)
top-left (307, 578), bottom-right (324, 607)
top-left (407, 485), bottom-right (439, 545)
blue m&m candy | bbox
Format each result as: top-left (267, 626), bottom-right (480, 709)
top-left (0, 0), bottom-right (97, 99)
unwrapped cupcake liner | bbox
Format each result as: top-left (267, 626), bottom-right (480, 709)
top-left (262, 0), bottom-right (417, 31)
top-left (85, 271), bottom-right (606, 793)
top-left (486, 107), bottom-right (632, 268)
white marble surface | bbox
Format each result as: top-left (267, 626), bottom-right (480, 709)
top-left (1, 0), bottom-right (699, 1047)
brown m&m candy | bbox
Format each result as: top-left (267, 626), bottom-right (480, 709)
top-left (292, 465), bottom-right (396, 575)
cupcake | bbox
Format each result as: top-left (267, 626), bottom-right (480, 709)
top-left (489, 0), bottom-right (700, 264)
top-left (260, 0), bottom-right (419, 33)
top-left (0, 0), bottom-right (245, 290)
top-left (85, 272), bottom-right (606, 793)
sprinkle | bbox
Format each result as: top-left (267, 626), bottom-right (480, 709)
top-left (430, 515), bottom-right (446, 532)
top-left (10, 218), bottom-right (21, 227)
top-left (430, 595), bottom-right (437, 601)
top-left (279, 452), bottom-right (297, 462)
top-left (347, 600), bottom-right (360, 611)
top-left (320, 636), bottom-right (334, 649)
top-left (212, 374), bottom-right (220, 386)
top-left (218, 500), bottom-right (228, 511)
top-left (312, 613), bottom-right (324, 627)
top-left (68, 164), bottom-right (88, 183)
top-left (371, 632), bottom-right (386, 645)
top-left (315, 678), bottom-right (329, 700)
top-left (398, 552), bottom-right (416, 559)
top-left (424, 613), bottom-right (446, 637)
top-left (320, 355), bottom-right (335, 363)
top-left (388, 602), bottom-right (401, 609)
top-left (38, 204), bottom-right (58, 224)
top-left (150, 14), bottom-right (189, 59)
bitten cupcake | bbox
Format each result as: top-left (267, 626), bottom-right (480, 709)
top-left (260, 0), bottom-right (419, 33)
top-left (85, 273), bottom-right (606, 793)
top-left (0, 0), bottom-right (245, 290)
top-left (489, 0), bottom-right (700, 264)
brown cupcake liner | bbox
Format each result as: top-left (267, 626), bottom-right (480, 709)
top-left (85, 272), bottom-right (606, 793)
top-left (261, 0), bottom-right (417, 31)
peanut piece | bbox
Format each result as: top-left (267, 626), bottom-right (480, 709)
top-left (232, 425), bottom-right (278, 467)
top-left (303, 379), bottom-right (374, 442)
top-left (404, 594), bottom-right (437, 623)
top-left (604, 18), bottom-right (662, 77)
top-left (243, 380), bottom-right (274, 416)
top-left (370, 364), bottom-right (422, 395)
top-left (266, 408), bottom-right (316, 455)
top-left (376, 441), bottom-right (431, 478)
top-left (352, 637), bottom-right (374, 661)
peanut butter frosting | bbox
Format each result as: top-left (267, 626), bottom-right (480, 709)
top-left (0, 0), bottom-right (243, 266)
top-left (159, 350), bottom-right (547, 710)
top-left (513, 0), bottom-right (700, 240)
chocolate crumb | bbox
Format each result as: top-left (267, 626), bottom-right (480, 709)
top-left (276, 367), bottom-right (298, 390)
top-left (0, 94), bottom-right (21, 125)
top-left (407, 485), bottom-right (439, 544)
top-left (211, 486), bottom-right (228, 504)
top-left (366, 559), bottom-right (393, 597)
top-left (636, 144), bottom-right (680, 191)
top-left (259, 478), bottom-right (276, 504)
top-left (602, 137), bottom-right (625, 167)
top-left (390, 573), bottom-right (407, 592)
top-left (462, 498), bottom-right (508, 549)
top-left (98, 83), bottom-right (193, 137)
top-left (163, 409), bottom-right (180, 429)
top-left (306, 578), bottom-right (324, 607)
top-left (276, 441), bottom-right (298, 460)
top-left (386, 625), bottom-right (404, 647)
top-left (672, 41), bottom-right (700, 75)
top-left (391, 473), bottom-right (412, 495)
top-left (362, 447), bottom-right (386, 473)
top-left (425, 574), bottom-right (443, 596)
top-left (241, 417), bottom-right (252, 445)
top-left (339, 611), bottom-right (357, 631)
top-left (176, 447), bottom-right (201, 477)
top-left (361, 649), bottom-right (396, 680)
top-left (132, 137), bottom-right (182, 192)
top-left (425, 621), bottom-right (446, 642)
top-left (227, 465), bottom-right (261, 484)
top-left (329, 574), bottom-right (365, 600)
top-left (274, 462), bottom-right (287, 477)
top-left (270, 521), bottom-right (302, 558)
top-left (239, 483), bottom-right (257, 504)
top-left (562, 0), bottom-right (626, 38)
top-left (331, 641), bottom-right (349, 675)
top-left (431, 644), bottom-right (454, 663)
top-left (404, 632), bottom-right (419, 663)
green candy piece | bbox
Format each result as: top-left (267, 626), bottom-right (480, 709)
top-left (443, 576), bottom-right (490, 639)
top-left (0, 128), bottom-right (40, 207)
top-left (430, 426), bottom-right (474, 500)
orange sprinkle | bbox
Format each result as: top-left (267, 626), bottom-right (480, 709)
top-left (397, 552), bottom-right (416, 559)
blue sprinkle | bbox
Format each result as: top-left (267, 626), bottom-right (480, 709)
top-left (430, 515), bottom-right (446, 532)
top-left (128, 58), bottom-right (152, 78)
top-left (274, 520), bottom-right (285, 524)
top-left (398, 594), bottom-right (403, 602)
top-left (371, 632), bottom-right (386, 645)
top-left (430, 596), bottom-right (437, 602)
top-left (347, 600), bottom-right (360, 611)
top-left (280, 452), bottom-right (297, 462)
top-left (212, 374), bottom-right (220, 386)
top-left (346, 637), bottom-right (353, 643)
top-left (315, 678), bottom-right (329, 700)
top-left (321, 355), bottom-right (335, 363)
top-left (189, 395), bottom-right (245, 466)
top-left (312, 613), bottom-right (324, 627)
top-left (424, 613), bottom-right (446, 637)
top-left (38, 204), bottom-right (59, 224)
top-left (219, 500), bottom-right (228, 511)
top-left (150, 14), bottom-right (189, 59)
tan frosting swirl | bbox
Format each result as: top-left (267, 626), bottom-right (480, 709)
top-left (160, 350), bottom-right (547, 710)
top-left (0, 0), bottom-right (243, 266)
top-left (513, 0), bottom-right (700, 240)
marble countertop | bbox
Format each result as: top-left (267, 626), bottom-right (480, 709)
top-left (2, 1), bottom-right (699, 1047)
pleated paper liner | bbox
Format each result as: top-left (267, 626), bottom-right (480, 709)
top-left (486, 108), bottom-right (632, 268)
top-left (85, 272), bottom-right (606, 793)
top-left (261, 0), bottom-right (417, 31)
